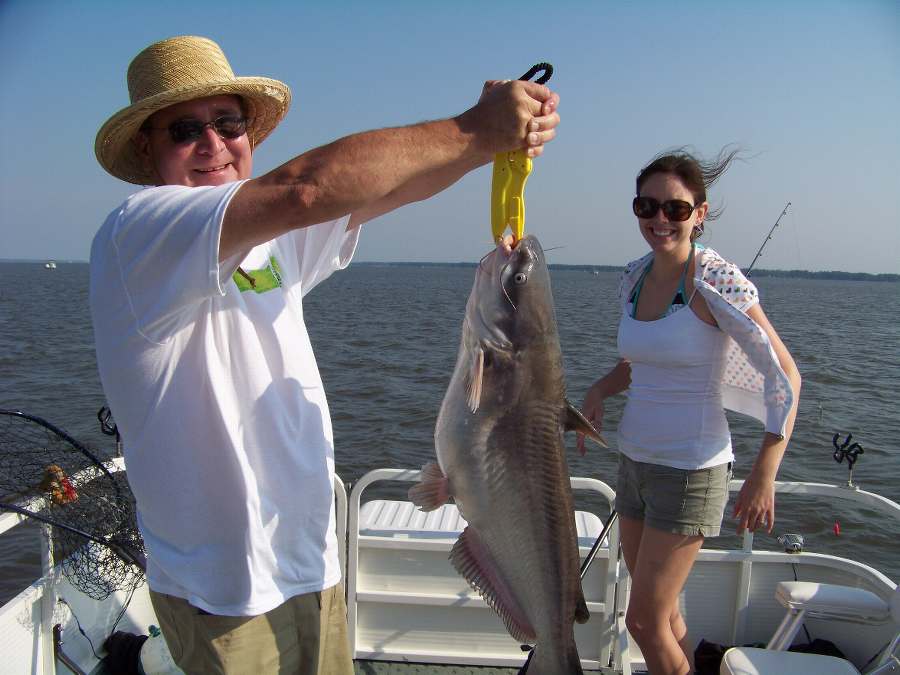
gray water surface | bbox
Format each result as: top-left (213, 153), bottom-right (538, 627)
top-left (1, 261), bottom-right (897, 606)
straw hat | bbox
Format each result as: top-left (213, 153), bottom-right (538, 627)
top-left (95, 35), bottom-right (291, 185)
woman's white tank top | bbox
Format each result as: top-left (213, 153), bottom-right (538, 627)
top-left (617, 303), bottom-right (734, 469)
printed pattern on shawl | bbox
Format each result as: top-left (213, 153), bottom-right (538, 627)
top-left (698, 250), bottom-right (766, 405)
top-left (617, 248), bottom-right (759, 309)
top-left (617, 252), bottom-right (653, 306)
top-left (618, 246), bottom-right (793, 436)
top-left (699, 252), bottom-right (758, 312)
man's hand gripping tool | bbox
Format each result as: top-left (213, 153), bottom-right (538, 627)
top-left (491, 63), bottom-right (553, 244)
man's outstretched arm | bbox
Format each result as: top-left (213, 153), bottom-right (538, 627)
top-left (220, 80), bottom-right (560, 260)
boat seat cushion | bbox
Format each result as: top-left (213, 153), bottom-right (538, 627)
top-left (720, 646), bottom-right (858, 675)
top-left (776, 581), bottom-right (891, 621)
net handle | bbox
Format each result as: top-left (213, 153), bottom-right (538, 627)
top-left (0, 500), bottom-right (146, 571)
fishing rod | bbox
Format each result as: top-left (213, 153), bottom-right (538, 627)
top-left (747, 201), bottom-right (791, 275)
top-left (580, 510), bottom-right (619, 580)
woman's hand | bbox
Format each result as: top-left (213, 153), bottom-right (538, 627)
top-left (577, 381), bottom-right (607, 455)
top-left (732, 304), bottom-right (800, 536)
top-left (733, 468), bottom-right (776, 534)
top-left (576, 360), bottom-right (631, 455)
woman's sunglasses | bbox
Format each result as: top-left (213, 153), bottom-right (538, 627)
top-left (632, 196), bottom-right (698, 222)
top-left (150, 115), bottom-right (249, 145)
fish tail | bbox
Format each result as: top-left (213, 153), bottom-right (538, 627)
top-left (523, 642), bottom-right (584, 675)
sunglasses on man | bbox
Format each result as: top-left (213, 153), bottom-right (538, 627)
top-left (147, 115), bottom-right (249, 145)
top-left (632, 196), bottom-right (699, 222)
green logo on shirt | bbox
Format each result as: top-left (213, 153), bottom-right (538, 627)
top-left (233, 256), bottom-right (284, 293)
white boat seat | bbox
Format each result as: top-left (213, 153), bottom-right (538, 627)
top-left (359, 500), bottom-right (467, 540)
top-left (776, 581), bottom-right (892, 622)
top-left (731, 583), bottom-right (900, 674)
top-left (766, 582), bottom-right (895, 652)
top-left (720, 646), bottom-right (859, 675)
top-left (358, 499), bottom-right (605, 547)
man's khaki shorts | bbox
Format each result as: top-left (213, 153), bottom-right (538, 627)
top-left (149, 582), bottom-right (353, 675)
top-left (614, 454), bottom-right (733, 537)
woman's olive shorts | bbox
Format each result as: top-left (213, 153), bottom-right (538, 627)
top-left (614, 454), bottom-right (733, 537)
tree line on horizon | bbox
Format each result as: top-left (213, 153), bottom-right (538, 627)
top-left (355, 261), bottom-right (899, 282)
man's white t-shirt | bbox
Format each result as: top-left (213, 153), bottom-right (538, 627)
top-left (89, 181), bottom-right (359, 615)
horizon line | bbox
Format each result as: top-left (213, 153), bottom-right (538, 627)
top-left (2, 258), bottom-right (897, 280)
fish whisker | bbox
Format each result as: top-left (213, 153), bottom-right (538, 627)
top-left (499, 259), bottom-right (517, 311)
top-left (478, 250), bottom-right (493, 272)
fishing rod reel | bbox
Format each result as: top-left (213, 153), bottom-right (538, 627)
top-left (777, 533), bottom-right (804, 554)
top-left (832, 432), bottom-right (864, 489)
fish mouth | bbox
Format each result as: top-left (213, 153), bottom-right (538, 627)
top-left (468, 255), bottom-right (514, 352)
top-left (468, 235), bottom-right (548, 349)
top-left (478, 247), bottom-right (521, 312)
top-left (478, 248), bottom-right (496, 274)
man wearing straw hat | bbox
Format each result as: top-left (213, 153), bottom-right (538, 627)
top-left (90, 35), bottom-right (559, 674)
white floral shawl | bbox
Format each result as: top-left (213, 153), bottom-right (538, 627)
top-left (618, 245), bottom-right (794, 438)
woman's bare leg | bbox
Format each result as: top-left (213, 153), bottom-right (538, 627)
top-left (670, 605), bottom-right (693, 672)
top-left (619, 516), bottom-right (703, 675)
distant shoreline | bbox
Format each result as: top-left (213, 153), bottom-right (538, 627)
top-left (356, 262), bottom-right (900, 282)
top-left (2, 259), bottom-right (897, 282)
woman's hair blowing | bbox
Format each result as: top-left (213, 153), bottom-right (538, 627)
top-left (636, 146), bottom-right (742, 222)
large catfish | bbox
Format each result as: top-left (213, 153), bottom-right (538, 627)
top-left (409, 235), bottom-right (605, 675)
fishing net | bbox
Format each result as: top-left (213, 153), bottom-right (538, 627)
top-left (0, 410), bottom-right (145, 600)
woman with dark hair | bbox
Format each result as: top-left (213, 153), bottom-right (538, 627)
top-left (578, 149), bottom-right (801, 674)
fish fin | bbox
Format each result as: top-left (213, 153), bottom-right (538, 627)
top-left (563, 399), bottom-right (608, 448)
top-left (575, 595), bottom-right (590, 624)
top-left (465, 349), bottom-right (485, 413)
top-left (450, 526), bottom-right (537, 644)
top-left (408, 462), bottom-right (451, 512)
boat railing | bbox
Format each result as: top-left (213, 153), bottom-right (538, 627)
top-left (0, 460), bottom-right (348, 675)
top-left (613, 480), bottom-right (899, 674)
top-left (0, 456), bottom-right (130, 675)
top-left (715, 480), bottom-right (899, 649)
top-left (2, 465), bottom-right (897, 673)
top-left (345, 468), bottom-right (620, 669)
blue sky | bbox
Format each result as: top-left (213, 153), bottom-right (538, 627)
top-left (1, 0), bottom-right (898, 273)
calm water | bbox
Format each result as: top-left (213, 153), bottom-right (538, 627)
top-left (1, 260), bottom-right (898, 606)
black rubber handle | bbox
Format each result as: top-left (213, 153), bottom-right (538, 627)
top-left (519, 63), bottom-right (553, 84)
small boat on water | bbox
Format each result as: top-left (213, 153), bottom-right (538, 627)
top-left (44, 261), bottom-right (57, 270)
top-left (1, 438), bottom-right (897, 673)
